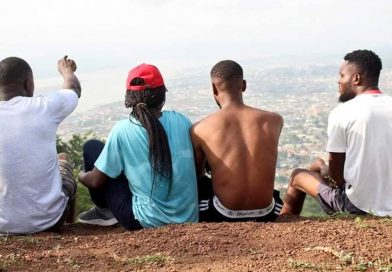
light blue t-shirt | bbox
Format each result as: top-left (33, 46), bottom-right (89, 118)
top-left (95, 111), bottom-right (198, 228)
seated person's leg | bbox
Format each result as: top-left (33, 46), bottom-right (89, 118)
top-left (47, 153), bottom-right (77, 231)
top-left (82, 139), bottom-right (107, 208)
top-left (281, 168), bottom-right (321, 215)
top-left (281, 168), bottom-right (364, 215)
top-left (260, 189), bottom-right (283, 222)
top-left (104, 174), bottom-right (142, 231)
top-left (198, 173), bottom-right (214, 222)
top-left (78, 139), bottom-right (118, 226)
top-left (58, 153), bottom-right (77, 223)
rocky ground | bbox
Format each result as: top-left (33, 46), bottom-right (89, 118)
top-left (1, 215), bottom-right (392, 271)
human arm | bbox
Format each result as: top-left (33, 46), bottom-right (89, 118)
top-left (190, 124), bottom-right (207, 179)
top-left (326, 152), bottom-right (345, 188)
top-left (323, 106), bottom-right (347, 188)
top-left (308, 153), bottom-right (345, 188)
top-left (78, 168), bottom-right (108, 189)
top-left (57, 55), bottom-right (81, 98)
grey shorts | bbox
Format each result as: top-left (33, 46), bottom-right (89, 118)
top-left (59, 160), bottom-right (77, 199)
top-left (48, 160), bottom-right (77, 231)
top-left (316, 182), bottom-right (366, 215)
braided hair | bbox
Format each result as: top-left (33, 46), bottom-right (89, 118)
top-left (125, 77), bottom-right (173, 188)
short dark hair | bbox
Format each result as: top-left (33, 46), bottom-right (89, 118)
top-left (344, 50), bottom-right (382, 84)
top-left (210, 60), bottom-right (243, 81)
top-left (0, 57), bottom-right (32, 87)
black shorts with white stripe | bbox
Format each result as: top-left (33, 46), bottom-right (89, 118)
top-left (197, 174), bottom-right (283, 223)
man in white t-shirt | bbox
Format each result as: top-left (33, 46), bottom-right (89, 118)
top-left (0, 56), bottom-right (81, 234)
top-left (281, 49), bottom-right (392, 216)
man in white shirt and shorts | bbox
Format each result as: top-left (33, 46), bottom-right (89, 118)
top-left (281, 49), bottom-right (392, 217)
top-left (0, 56), bottom-right (81, 234)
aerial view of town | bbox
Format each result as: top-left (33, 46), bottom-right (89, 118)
top-left (58, 61), bottom-right (392, 188)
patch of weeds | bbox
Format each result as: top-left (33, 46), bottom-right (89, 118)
top-left (247, 248), bottom-right (259, 255)
top-left (355, 217), bottom-right (371, 229)
top-left (0, 234), bottom-right (38, 245)
top-left (15, 235), bottom-right (38, 245)
top-left (0, 253), bottom-right (18, 271)
top-left (304, 247), bottom-right (392, 271)
top-left (0, 235), bottom-right (9, 243)
top-left (331, 211), bottom-right (352, 218)
top-left (378, 264), bottom-right (392, 271)
top-left (380, 218), bottom-right (392, 225)
top-left (63, 257), bottom-right (81, 270)
top-left (126, 253), bottom-right (174, 267)
top-left (374, 257), bottom-right (392, 271)
top-left (305, 246), bottom-right (353, 265)
top-left (367, 210), bottom-right (379, 217)
top-left (51, 235), bottom-right (63, 240)
top-left (354, 258), bottom-right (373, 271)
top-left (287, 258), bottom-right (326, 270)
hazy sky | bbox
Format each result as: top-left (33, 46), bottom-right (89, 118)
top-left (1, 0), bottom-right (391, 78)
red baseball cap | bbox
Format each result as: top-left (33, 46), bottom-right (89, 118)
top-left (126, 63), bottom-right (165, 91)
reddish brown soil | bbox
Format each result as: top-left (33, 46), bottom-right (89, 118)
top-left (1, 216), bottom-right (392, 271)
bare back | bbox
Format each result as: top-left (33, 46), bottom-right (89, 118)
top-left (192, 105), bottom-right (283, 210)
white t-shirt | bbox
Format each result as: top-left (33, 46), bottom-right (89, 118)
top-left (327, 93), bottom-right (392, 216)
top-left (0, 89), bottom-right (78, 234)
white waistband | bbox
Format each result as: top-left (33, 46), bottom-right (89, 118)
top-left (213, 196), bottom-right (275, 219)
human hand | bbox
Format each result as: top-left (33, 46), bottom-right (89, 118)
top-left (308, 158), bottom-right (327, 174)
top-left (58, 55), bottom-right (77, 76)
top-left (78, 170), bottom-right (87, 183)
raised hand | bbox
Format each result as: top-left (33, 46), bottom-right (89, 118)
top-left (58, 55), bottom-right (77, 76)
top-left (57, 55), bottom-right (81, 97)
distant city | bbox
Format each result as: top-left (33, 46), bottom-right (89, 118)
top-left (58, 63), bottom-right (392, 188)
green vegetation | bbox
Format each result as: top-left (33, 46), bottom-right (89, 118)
top-left (287, 258), bottom-right (326, 270)
top-left (0, 253), bottom-right (18, 271)
top-left (301, 195), bottom-right (324, 217)
top-left (354, 217), bottom-right (371, 229)
top-left (126, 254), bottom-right (174, 266)
top-left (56, 133), bottom-right (101, 214)
top-left (111, 252), bottom-right (174, 267)
top-left (299, 247), bottom-right (392, 272)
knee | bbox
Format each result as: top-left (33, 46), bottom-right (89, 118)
top-left (58, 152), bottom-right (71, 162)
top-left (289, 168), bottom-right (307, 188)
top-left (83, 139), bottom-right (104, 154)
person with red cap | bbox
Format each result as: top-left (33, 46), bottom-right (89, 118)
top-left (78, 64), bottom-right (198, 230)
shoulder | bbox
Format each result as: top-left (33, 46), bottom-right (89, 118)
top-left (38, 89), bottom-right (78, 109)
top-left (42, 89), bottom-right (78, 100)
top-left (162, 110), bottom-right (193, 127)
top-left (252, 108), bottom-right (283, 127)
top-left (109, 119), bottom-right (131, 134)
top-left (163, 110), bottom-right (190, 120)
top-left (191, 112), bottom-right (219, 134)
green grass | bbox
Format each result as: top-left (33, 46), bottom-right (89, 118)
top-left (0, 235), bottom-right (37, 245)
top-left (111, 252), bottom-right (174, 267)
top-left (300, 247), bottom-right (392, 271)
top-left (0, 253), bottom-right (18, 271)
top-left (300, 195), bottom-right (325, 217)
top-left (354, 217), bottom-right (371, 229)
top-left (126, 254), bottom-right (173, 266)
top-left (287, 258), bottom-right (328, 270)
top-left (75, 181), bottom-right (94, 214)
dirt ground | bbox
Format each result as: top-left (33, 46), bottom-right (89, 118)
top-left (1, 215), bottom-right (392, 272)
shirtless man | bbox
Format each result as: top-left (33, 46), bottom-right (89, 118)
top-left (191, 60), bottom-right (284, 222)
